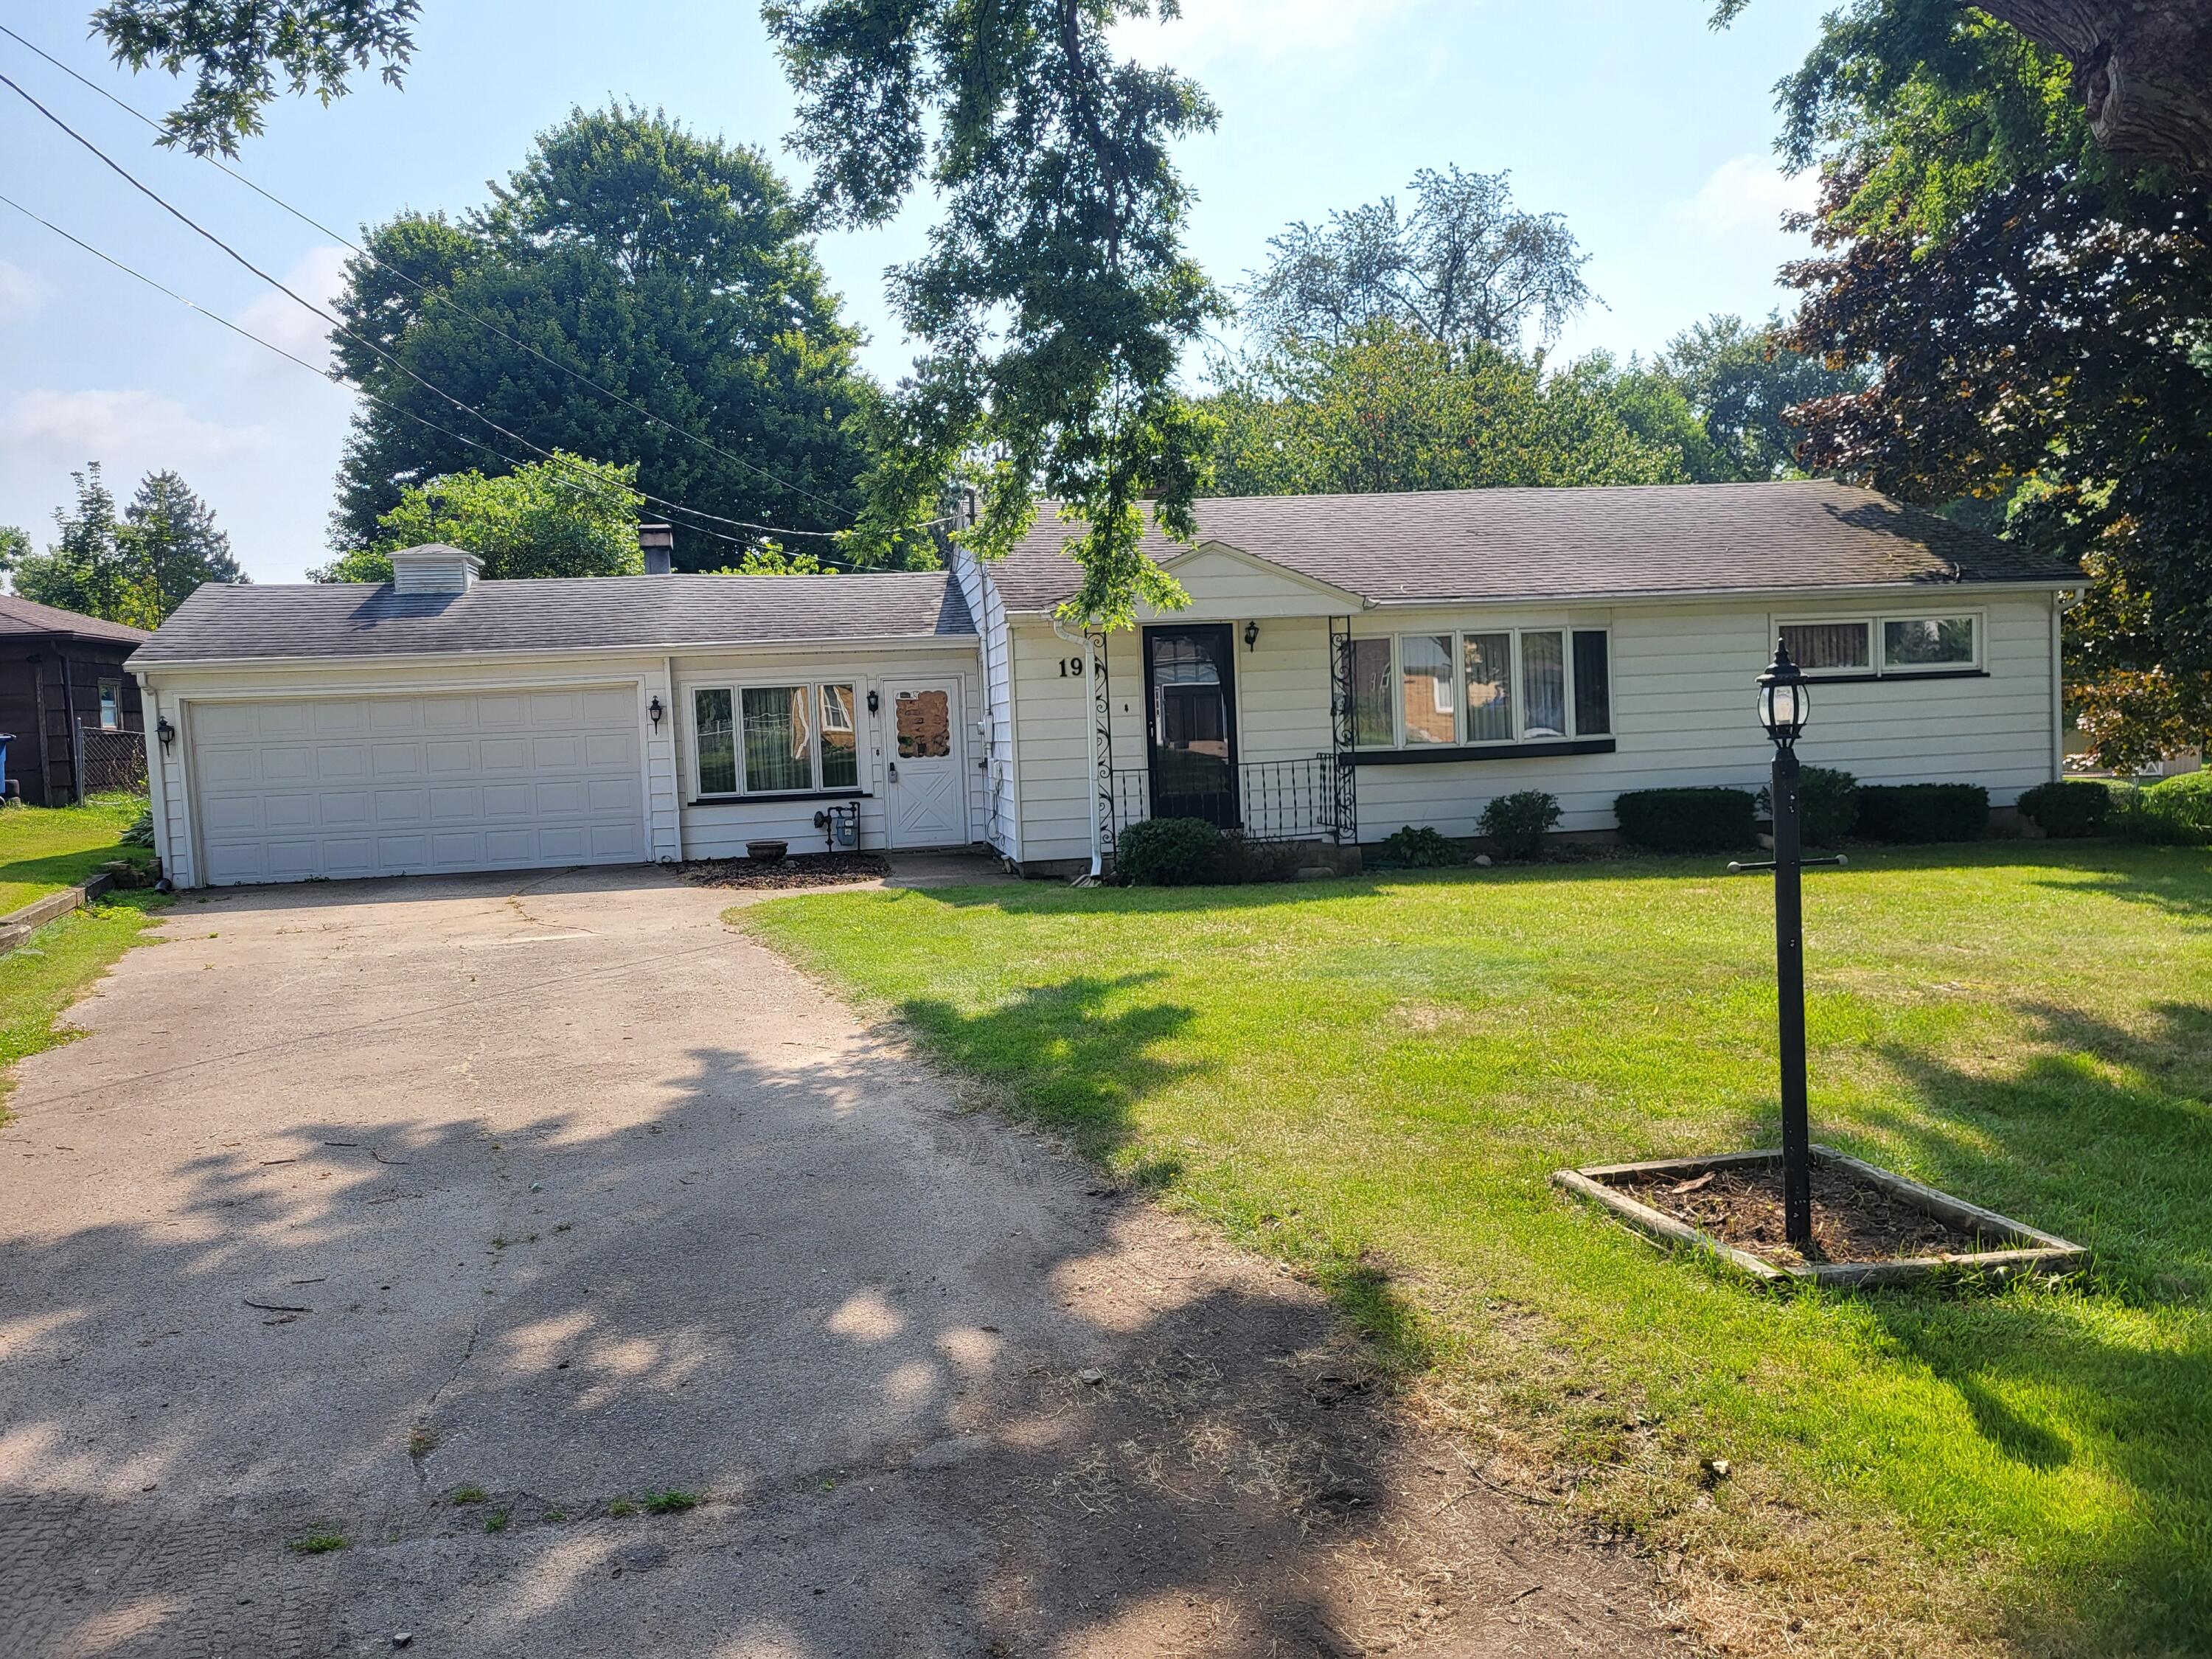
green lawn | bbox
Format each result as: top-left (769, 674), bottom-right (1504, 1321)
top-left (742, 844), bottom-right (2212, 1659)
top-left (0, 889), bottom-right (170, 1120)
top-left (0, 793), bottom-right (154, 915)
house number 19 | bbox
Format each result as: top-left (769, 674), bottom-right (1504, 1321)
top-left (1058, 656), bottom-right (1085, 677)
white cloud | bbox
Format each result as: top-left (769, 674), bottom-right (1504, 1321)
top-left (1671, 154), bottom-right (1820, 237)
top-left (1116, 0), bottom-right (1437, 69)
top-left (0, 260), bottom-right (52, 321)
top-left (0, 389), bottom-right (261, 466)
top-left (235, 245), bottom-right (352, 367)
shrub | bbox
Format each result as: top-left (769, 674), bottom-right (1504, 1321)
top-left (1116, 816), bottom-right (1222, 886)
top-left (1755, 767), bottom-right (1858, 847)
top-left (1216, 831), bottom-right (1304, 883)
top-left (121, 807), bottom-right (156, 848)
top-left (1613, 787), bottom-right (1757, 853)
top-left (1376, 826), bottom-right (1463, 869)
top-left (1479, 790), bottom-right (1562, 860)
top-left (2017, 779), bottom-right (2114, 839)
top-left (2112, 771), bottom-right (2212, 845)
top-left (1854, 783), bottom-right (1989, 843)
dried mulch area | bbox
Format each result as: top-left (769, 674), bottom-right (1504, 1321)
top-left (684, 852), bottom-right (891, 890)
top-left (1615, 1161), bottom-right (1999, 1267)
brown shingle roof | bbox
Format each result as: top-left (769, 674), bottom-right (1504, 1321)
top-left (0, 594), bottom-right (153, 644)
top-left (983, 481), bottom-right (2081, 612)
top-left (129, 571), bottom-right (975, 666)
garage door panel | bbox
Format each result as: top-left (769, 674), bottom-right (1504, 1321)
top-left (192, 687), bottom-right (647, 886)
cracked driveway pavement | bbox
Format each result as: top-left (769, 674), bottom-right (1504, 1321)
top-left (1, 867), bottom-right (1666, 1658)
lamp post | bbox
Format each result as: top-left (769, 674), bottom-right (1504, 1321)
top-left (1732, 640), bottom-right (1843, 1251)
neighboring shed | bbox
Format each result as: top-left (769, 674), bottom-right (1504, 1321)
top-left (0, 596), bottom-right (151, 806)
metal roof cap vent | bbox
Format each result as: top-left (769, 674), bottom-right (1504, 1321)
top-left (639, 523), bottom-right (675, 576)
top-left (389, 543), bottom-right (484, 594)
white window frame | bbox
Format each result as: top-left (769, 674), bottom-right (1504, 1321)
top-left (1776, 611), bottom-right (1984, 678)
top-left (689, 680), bottom-right (863, 799)
top-left (1360, 626), bottom-right (1612, 750)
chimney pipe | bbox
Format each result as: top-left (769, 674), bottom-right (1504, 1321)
top-left (638, 523), bottom-right (675, 576)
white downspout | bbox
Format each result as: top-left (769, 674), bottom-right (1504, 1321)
top-left (1052, 616), bottom-right (1103, 881)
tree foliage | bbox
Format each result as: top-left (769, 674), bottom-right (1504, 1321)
top-left (1243, 167), bottom-right (1593, 353)
top-left (10, 463), bottom-right (246, 625)
top-left (1206, 324), bottom-right (1686, 498)
top-left (766, 0), bottom-right (1222, 628)
top-left (329, 105), bottom-right (874, 571)
top-left (1769, 4), bottom-right (2212, 771)
top-left (95, 0), bottom-right (420, 157)
top-left (313, 453), bottom-right (643, 584)
top-left (1655, 313), bottom-right (1868, 481)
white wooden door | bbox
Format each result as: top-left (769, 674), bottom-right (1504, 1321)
top-left (189, 686), bottom-right (646, 885)
top-left (883, 680), bottom-right (967, 849)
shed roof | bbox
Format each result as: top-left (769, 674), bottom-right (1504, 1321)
top-left (129, 570), bottom-right (975, 667)
top-left (983, 481), bottom-right (2081, 612)
top-left (0, 594), bottom-right (153, 646)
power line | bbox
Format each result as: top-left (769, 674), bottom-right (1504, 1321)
top-left (0, 189), bottom-right (886, 571)
top-left (0, 21), bottom-right (855, 520)
top-left (0, 66), bottom-right (855, 546)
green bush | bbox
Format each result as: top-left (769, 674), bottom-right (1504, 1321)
top-left (1376, 826), bottom-right (1462, 869)
top-left (1116, 816), bottom-right (1222, 886)
top-left (1854, 783), bottom-right (1989, 844)
top-left (1479, 790), bottom-right (1562, 860)
top-left (1613, 787), bottom-right (1757, 853)
top-left (120, 808), bottom-right (156, 849)
top-left (2017, 779), bottom-right (2114, 838)
top-left (1755, 766), bottom-right (1858, 847)
top-left (2112, 771), bottom-right (2212, 845)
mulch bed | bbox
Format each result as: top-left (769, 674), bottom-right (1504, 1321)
top-left (683, 852), bottom-right (891, 891)
top-left (1613, 1161), bottom-right (1999, 1267)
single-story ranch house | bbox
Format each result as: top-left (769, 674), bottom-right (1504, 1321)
top-left (127, 481), bottom-right (2079, 888)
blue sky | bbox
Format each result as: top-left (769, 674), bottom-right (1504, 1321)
top-left (0, 1), bottom-right (1826, 582)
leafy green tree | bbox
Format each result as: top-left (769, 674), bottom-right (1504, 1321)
top-left (125, 470), bottom-right (248, 616)
top-left (1766, 4), bottom-right (2212, 770)
top-left (766, 0), bottom-right (1223, 628)
top-left (0, 526), bottom-right (29, 579)
top-left (1206, 324), bottom-right (1685, 498)
top-left (11, 464), bottom-right (155, 626)
top-left (1655, 313), bottom-right (1867, 481)
top-left (329, 105), bottom-right (874, 571)
top-left (313, 453), bottom-right (643, 584)
top-left (1244, 167), bottom-right (1593, 353)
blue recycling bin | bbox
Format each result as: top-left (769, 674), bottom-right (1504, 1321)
top-left (0, 733), bottom-right (13, 803)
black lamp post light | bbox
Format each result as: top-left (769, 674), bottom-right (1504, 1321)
top-left (1550, 638), bottom-right (2090, 1288)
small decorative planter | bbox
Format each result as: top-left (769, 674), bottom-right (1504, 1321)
top-left (745, 839), bottom-right (789, 863)
top-left (1553, 1145), bottom-right (2087, 1289)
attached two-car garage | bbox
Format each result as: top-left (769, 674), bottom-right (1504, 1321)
top-left (189, 686), bottom-right (647, 884)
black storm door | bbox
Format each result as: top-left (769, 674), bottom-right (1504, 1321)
top-left (1144, 625), bottom-right (1239, 828)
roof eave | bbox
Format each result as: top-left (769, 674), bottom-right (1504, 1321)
top-left (128, 630), bottom-right (978, 674)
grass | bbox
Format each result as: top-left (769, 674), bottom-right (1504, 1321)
top-left (0, 793), bottom-right (153, 915)
top-left (641, 1488), bottom-right (700, 1514)
top-left (449, 1484), bottom-right (487, 1505)
top-left (605, 1497), bottom-right (637, 1518)
top-left (285, 1531), bottom-right (346, 1554)
top-left (0, 889), bottom-right (170, 1121)
top-left (742, 842), bottom-right (2212, 1659)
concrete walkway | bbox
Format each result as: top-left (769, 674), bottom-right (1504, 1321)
top-left (0, 866), bottom-right (1665, 1658)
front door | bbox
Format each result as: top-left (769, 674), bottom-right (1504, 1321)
top-left (883, 680), bottom-right (967, 848)
top-left (1144, 625), bottom-right (1239, 828)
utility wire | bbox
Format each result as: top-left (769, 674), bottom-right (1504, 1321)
top-left (0, 66), bottom-right (854, 547)
top-left (0, 21), bottom-right (854, 520)
top-left (0, 189), bottom-right (884, 571)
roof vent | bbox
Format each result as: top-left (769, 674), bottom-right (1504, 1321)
top-left (639, 523), bottom-right (675, 576)
top-left (389, 543), bottom-right (483, 594)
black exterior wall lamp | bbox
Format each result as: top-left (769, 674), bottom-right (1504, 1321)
top-left (647, 695), bottom-right (664, 728)
top-left (1731, 639), bottom-right (1845, 1249)
top-left (1242, 619), bottom-right (1260, 650)
top-left (156, 716), bottom-right (175, 749)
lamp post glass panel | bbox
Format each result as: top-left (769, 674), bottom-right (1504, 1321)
top-left (1757, 641), bottom-right (1815, 1249)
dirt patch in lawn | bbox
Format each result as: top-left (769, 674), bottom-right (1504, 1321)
top-left (1616, 1162), bottom-right (1997, 1267)
top-left (684, 852), bottom-right (891, 890)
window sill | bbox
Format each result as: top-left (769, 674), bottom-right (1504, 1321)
top-left (689, 788), bottom-right (872, 807)
top-left (1346, 737), bottom-right (1615, 766)
top-left (1803, 669), bottom-right (1987, 684)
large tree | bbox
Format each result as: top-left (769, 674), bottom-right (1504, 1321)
top-left (1206, 324), bottom-right (1686, 498)
top-left (1242, 167), bottom-right (1594, 355)
top-left (1655, 313), bottom-right (1868, 481)
top-left (1765, 2), bottom-right (2212, 770)
top-left (314, 453), bottom-right (643, 584)
top-left (328, 105), bottom-right (874, 571)
top-left (765, 0), bottom-right (1222, 628)
top-left (10, 464), bottom-right (245, 625)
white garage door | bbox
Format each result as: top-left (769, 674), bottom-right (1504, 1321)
top-left (190, 686), bottom-right (647, 885)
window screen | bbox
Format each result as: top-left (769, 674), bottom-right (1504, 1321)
top-left (1399, 634), bottom-right (1455, 745)
top-left (1462, 633), bottom-right (1513, 743)
top-left (1572, 631), bottom-right (1610, 737)
top-left (1781, 622), bottom-right (1871, 672)
top-left (1521, 631), bottom-right (1567, 738)
top-left (1350, 638), bottom-right (1394, 747)
top-left (743, 686), bottom-right (814, 792)
top-left (820, 684), bottom-right (858, 788)
top-left (695, 689), bottom-right (736, 795)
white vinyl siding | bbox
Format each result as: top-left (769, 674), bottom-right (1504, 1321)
top-left (956, 549), bottom-right (1021, 858)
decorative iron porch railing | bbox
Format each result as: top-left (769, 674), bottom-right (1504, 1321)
top-left (1110, 755), bottom-right (1347, 844)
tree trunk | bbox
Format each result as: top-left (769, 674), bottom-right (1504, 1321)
top-left (1979, 1), bottom-right (2212, 178)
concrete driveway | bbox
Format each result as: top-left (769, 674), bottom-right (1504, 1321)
top-left (1, 867), bottom-right (1665, 1658)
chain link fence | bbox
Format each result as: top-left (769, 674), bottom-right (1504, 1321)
top-left (75, 726), bottom-right (148, 799)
